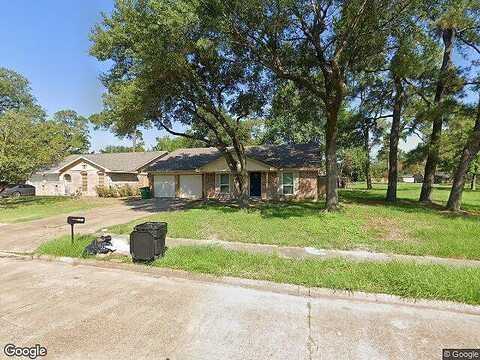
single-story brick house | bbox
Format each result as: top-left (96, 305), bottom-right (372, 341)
top-left (147, 144), bottom-right (325, 200)
top-left (28, 151), bottom-right (167, 196)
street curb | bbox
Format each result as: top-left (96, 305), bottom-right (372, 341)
top-left (2, 251), bottom-right (480, 316)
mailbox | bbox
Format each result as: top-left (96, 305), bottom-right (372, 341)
top-left (67, 216), bottom-right (85, 225)
top-left (67, 216), bottom-right (86, 244)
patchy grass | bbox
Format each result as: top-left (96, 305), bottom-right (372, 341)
top-left (109, 201), bottom-right (374, 250)
top-left (342, 183), bottom-right (480, 259)
top-left (109, 183), bottom-right (480, 260)
top-left (36, 236), bottom-right (480, 305)
top-left (37, 234), bottom-right (95, 258)
top-left (0, 196), bottom-right (115, 223)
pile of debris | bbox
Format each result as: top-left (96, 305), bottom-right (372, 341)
top-left (83, 235), bottom-right (116, 256)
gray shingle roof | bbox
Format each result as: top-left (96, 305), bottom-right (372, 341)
top-left (147, 144), bottom-right (321, 172)
top-left (147, 147), bottom-right (223, 172)
top-left (39, 151), bottom-right (167, 173)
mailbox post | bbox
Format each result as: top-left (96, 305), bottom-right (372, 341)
top-left (67, 216), bottom-right (86, 244)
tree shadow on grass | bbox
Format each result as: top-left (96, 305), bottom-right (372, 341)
top-left (339, 189), bottom-right (480, 220)
top-left (188, 199), bottom-right (330, 219)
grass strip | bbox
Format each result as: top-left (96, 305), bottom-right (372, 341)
top-left (38, 235), bottom-right (480, 305)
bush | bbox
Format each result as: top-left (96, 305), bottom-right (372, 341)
top-left (96, 185), bottom-right (139, 198)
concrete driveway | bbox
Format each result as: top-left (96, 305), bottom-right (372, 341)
top-left (0, 199), bottom-right (187, 253)
top-left (0, 256), bottom-right (478, 360)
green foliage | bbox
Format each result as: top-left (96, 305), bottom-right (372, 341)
top-left (0, 67), bottom-right (38, 114)
top-left (96, 185), bottom-right (139, 198)
top-left (90, 0), bottom-right (268, 148)
top-left (153, 135), bottom-right (205, 152)
top-left (0, 68), bottom-right (90, 183)
top-left (101, 145), bottom-right (145, 153)
top-left (339, 147), bottom-right (368, 181)
top-left (262, 82), bottom-right (324, 145)
top-left (51, 110), bottom-right (90, 154)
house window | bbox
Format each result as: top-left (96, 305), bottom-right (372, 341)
top-left (98, 172), bottom-right (105, 187)
top-left (64, 174), bottom-right (72, 182)
top-left (81, 172), bottom-right (88, 192)
top-left (282, 173), bottom-right (294, 195)
top-left (219, 174), bottom-right (230, 193)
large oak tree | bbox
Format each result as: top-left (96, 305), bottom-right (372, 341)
top-left (90, 0), bottom-right (268, 207)
top-left (217, 0), bottom-right (419, 210)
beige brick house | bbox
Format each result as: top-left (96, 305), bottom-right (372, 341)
top-left (147, 144), bottom-right (325, 200)
top-left (28, 151), bottom-right (167, 196)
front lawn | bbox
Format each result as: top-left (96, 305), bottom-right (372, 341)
top-left (0, 196), bottom-right (115, 223)
top-left (36, 235), bottom-right (480, 305)
top-left (108, 183), bottom-right (480, 260)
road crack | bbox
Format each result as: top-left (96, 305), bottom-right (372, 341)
top-left (307, 301), bottom-right (318, 360)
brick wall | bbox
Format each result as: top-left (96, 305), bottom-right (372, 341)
top-left (267, 172), bottom-right (279, 200)
top-left (298, 171), bottom-right (318, 200)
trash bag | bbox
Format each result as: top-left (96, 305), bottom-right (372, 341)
top-left (83, 235), bottom-right (116, 256)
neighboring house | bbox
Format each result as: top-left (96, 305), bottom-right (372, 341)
top-left (147, 144), bottom-right (325, 201)
top-left (28, 152), bottom-right (167, 196)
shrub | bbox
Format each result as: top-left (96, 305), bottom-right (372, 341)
top-left (96, 185), bottom-right (118, 198)
top-left (96, 185), bottom-right (139, 198)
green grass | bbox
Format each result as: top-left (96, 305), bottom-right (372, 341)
top-left (108, 183), bottom-right (480, 260)
top-left (0, 196), bottom-right (114, 223)
top-left (37, 234), bottom-right (95, 257)
top-left (36, 235), bottom-right (480, 305)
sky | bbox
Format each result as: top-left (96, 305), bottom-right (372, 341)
top-left (2, 1), bottom-right (476, 154)
top-left (0, 0), bottom-right (166, 152)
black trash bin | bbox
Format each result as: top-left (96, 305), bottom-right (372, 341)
top-left (132, 222), bottom-right (167, 257)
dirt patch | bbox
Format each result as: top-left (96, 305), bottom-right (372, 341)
top-left (364, 216), bottom-right (414, 243)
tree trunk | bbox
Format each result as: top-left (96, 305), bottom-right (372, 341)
top-left (363, 125), bottom-right (372, 190)
top-left (325, 105), bottom-right (339, 211)
top-left (222, 142), bottom-right (249, 208)
top-left (386, 74), bottom-right (405, 202)
top-left (446, 96), bottom-right (480, 211)
top-left (419, 28), bottom-right (455, 202)
top-left (471, 173), bottom-right (477, 191)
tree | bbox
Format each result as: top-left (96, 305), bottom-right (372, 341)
top-left (261, 81), bottom-right (325, 145)
top-left (51, 110), bottom-right (90, 154)
top-left (0, 109), bottom-right (84, 184)
top-left (153, 136), bottom-right (204, 152)
top-left (348, 75), bottom-right (390, 189)
top-left (101, 144), bottom-right (146, 153)
top-left (419, 0), bottom-right (480, 202)
top-left (446, 94), bottom-right (480, 210)
top-left (0, 68), bottom-right (87, 184)
top-left (385, 25), bottom-right (439, 202)
top-left (220, 0), bottom-right (419, 210)
top-left (0, 68), bottom-right (37, 114)
top-left (90, 0), bottom-right (268, 207)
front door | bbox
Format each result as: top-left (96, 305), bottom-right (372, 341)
top-left (249, 172), bottom-right (261, 197)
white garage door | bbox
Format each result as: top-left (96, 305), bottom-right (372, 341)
top-left (179, 175), bottom-right (203, 199)
top-left (154, 175), bottom-right (175, 198)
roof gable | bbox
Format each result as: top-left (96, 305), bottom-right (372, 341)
top-left (37, 151), bottom-right (167, 174)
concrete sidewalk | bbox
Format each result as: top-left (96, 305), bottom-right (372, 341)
top-left (0, 256), bottom-right (478, 360)
top-left (109, 234), bottom-right (480, 268)
top-left (0, 199), bottom-right (187, 253)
